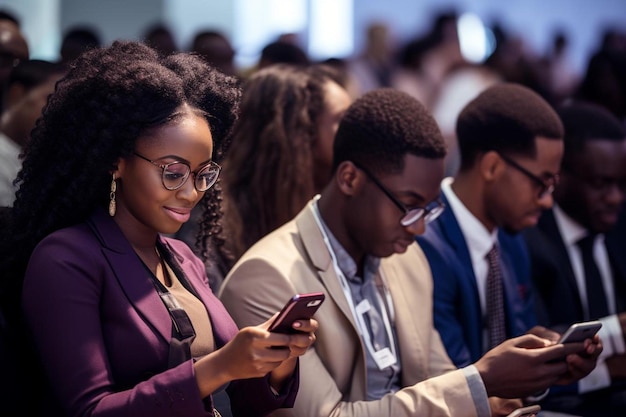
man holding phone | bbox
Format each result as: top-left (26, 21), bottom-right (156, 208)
top-left (219, 88), bottom-right (600, 417)
top-left (415, 83), bottom-right (565, 370)
top-left (523, 101), bottom-right (626, 416)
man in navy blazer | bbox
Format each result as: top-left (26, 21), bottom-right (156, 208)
top-left (523, 100), bottom-right (626, 416)
top-left (417, 83), bottom-right (564, 369)
top-left (418, 192), bottom-right (536, 366)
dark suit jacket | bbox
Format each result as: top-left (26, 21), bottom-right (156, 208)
top-left (522, 208), bottom-right (626, 414)
top-left (21, 209), bottom-right (297, 417)
top-left (416, 193), bottom-right (536, 367)
top-left (522, 208), bottom-right (626, 330)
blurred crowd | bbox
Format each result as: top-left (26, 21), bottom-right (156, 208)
top-left (1, 9), bottom-right (616, 179)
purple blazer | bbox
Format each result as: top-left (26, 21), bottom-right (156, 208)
top-left (22, 209), bottom-right (297, 417)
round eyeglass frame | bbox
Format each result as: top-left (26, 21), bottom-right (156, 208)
top-left (133, 152), bottom-right (221, 192)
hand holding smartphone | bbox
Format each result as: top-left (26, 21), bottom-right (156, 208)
top-left (558, 320), bottom-right (602, 344)
top-left (268, 292), bottom-right (325, 334)
top-left (506, 404), bottom-right (540, 417)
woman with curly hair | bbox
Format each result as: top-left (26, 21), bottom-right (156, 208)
top-left (217, 64), bottom-right (352, 267)
top-left (0, 41), bottom-right (317, 417)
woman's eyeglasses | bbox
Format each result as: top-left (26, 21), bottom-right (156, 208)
top-left (133, 152), bottom-right (221, 192)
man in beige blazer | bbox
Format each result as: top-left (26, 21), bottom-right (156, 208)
top-left (219, 88), bottom-right (600, 417)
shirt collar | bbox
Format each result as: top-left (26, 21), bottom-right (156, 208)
top-left (553, 204), bottom-right (595, 247)
top-left (442, 177), bottom-right (499, 261)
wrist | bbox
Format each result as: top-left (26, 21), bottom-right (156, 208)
top-left (269, 357), bottom-right (297, 393)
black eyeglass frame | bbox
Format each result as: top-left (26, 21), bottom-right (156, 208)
top-left (351, 161), bottom-right (445, 227)
top-left (133, 151), bottom-right (221, 192)
top-left (498, 153), bottom-right (559, 199)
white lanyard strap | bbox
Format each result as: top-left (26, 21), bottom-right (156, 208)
top-left (311, 198), bottom-right (397, 369)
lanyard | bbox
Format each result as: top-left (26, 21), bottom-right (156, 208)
top-left (147, 244), bottom-right (197, 342)
top-left (311, 197), bottom-right (397, 370)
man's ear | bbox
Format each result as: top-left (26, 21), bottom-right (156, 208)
top-left (335, 161), bottom-right (365, 197)
top-left (479, 151), bottom-right (504, 183)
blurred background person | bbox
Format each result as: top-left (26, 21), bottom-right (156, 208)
top-left (59, 25), bottom-right (101, 67)
top-left (348, 22), bottom-right (395, 96)
top-left (143, 22), bottom-right (178, 57)
top-left (0, 59), bottom-right (65, 206)
top-left (0, 14), bottom-right (29, 115)
top-left (190, 29), bottom-right (237, 77)
top-left (576, 28), bottom-right (626, 123)
top-left (211, 64), bottom-right (351, 286)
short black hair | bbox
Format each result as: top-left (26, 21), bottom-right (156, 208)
top-left (333, 88), bottom-right (445, 174)
top-left (557, 100), bottom-right (626, 170)
top-left (259, 41), bottom-right (309, 67)
top-left (60, 26), bottom-right (101, 64)
top-left (456, 83), bottom-right (564, 170)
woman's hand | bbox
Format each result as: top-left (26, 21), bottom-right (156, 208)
top-left (193, 314), bottom-right (318, 397)
top-left (264, 316), bottom-right (319, 392)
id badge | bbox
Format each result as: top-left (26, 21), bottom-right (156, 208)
top-left (373, 347), bottom-right (397, 370)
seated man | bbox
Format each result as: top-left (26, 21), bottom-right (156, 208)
top-left (219, 88), bottom-right (599, 417)
top-left (523, 100), bottom-right (626, 416)
top-left (416, 83), bottom-right (563, 368)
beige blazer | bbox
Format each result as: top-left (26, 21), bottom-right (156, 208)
top-left (219, 200), bottom-right (483, 417)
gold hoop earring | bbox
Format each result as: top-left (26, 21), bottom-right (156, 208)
top-left (109, 174), bottom-right (117, 217)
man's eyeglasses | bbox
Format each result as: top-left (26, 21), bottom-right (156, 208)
top-left (133, 152), bottom-right (221, 192)
top-left (498, 153), bottom-right (559, 199)
top-left (352, 161), bottom-right (445, 227)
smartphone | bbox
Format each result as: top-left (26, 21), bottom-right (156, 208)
top-left (558, 320), bottom-right (602, 344)
top-left (506, 404), bottom-right (540, 417)
top-left (268, 292), bottom-right (325, 334)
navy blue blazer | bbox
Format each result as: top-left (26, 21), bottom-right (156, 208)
top-left (416, 193), bottom-right (536, 367)
top-left (21, 209), bottom-right (297, 417)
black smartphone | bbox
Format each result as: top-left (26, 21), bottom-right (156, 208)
top-left (558, 320), bottom-right (602, 344)
top-left (506, 404), bottom-right (540, 417)
top-left (268, 292), bottom-right (325, 334)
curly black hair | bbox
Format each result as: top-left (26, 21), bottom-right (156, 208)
top-left (333, 87), bottom-right (446, 175)
top-left (0, 40), bottom-right (241, 318)
top-left (456, 82), bottom-right (564, 171)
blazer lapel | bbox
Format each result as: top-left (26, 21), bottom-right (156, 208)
top-left (381, 253), bottom-right (428, 383)
top-left (295, 200), bottom-right (359, 331)
top-left (87, 210), bottom-right (172, 344)
top-left (438, 193), bottom-right (479, 293)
